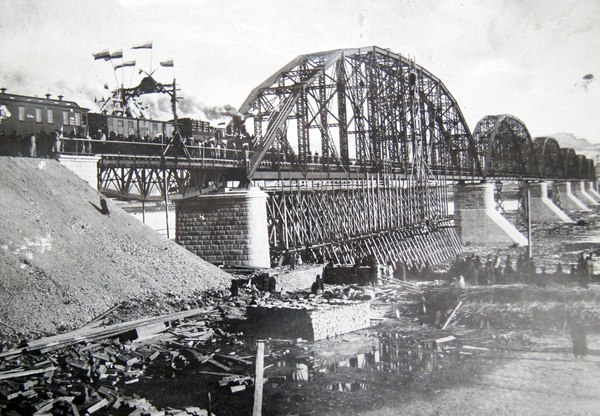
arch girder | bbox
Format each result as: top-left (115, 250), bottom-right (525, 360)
top-left (472, 114), bottom-right (541, 179)
top-left (238, 46), bottom-right (482, 179)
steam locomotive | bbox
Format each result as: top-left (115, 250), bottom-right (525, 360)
top-left (0, 88), bottom-right (215, 156)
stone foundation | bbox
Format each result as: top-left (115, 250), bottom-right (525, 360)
top-left (247, 300), bottom-right (371, 341)
top-left (556, 182), bottom-right (590, 211)
top-left (175, 188), bottom-right (270, 268)
top-left (528, 182), bottom-right (572, 223)
top-left (453, 183), bottom-right (527, 247)
top-left (586, 181), bottom-right (600, 201)
top-left (573, 181), bottom-right (599, 206)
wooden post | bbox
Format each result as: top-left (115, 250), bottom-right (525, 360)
top-left (527, 185), bottom-right (532, 259)
top-left (142, 199), bottom-right (146, 224)
top-left (252, 341), bottom-right (265, 416)
top-left (163, 173), bottom-right (170, 239)
top-left (207, 392), bottom-right (212, 416)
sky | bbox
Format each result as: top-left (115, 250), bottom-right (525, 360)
top-left (1, 0), bottom-right (599, 141)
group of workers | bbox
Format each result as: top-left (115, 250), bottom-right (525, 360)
top-left (451, 250), bottom-right (594, 288)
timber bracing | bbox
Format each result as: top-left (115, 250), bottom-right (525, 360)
top-left (265, 173), bottom-right (459, 266)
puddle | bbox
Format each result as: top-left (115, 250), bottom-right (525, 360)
top-left (270, 335), bottom-right (445, 392)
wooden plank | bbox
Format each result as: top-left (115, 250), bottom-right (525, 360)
top-left (25, 307), bottom-right (212, 352)
top-left (441, 301), bottom-right (463, 330)
top-left (252, 341), bottom-right (265, 416)
top-left (0, 366), bottom-right (57, 380)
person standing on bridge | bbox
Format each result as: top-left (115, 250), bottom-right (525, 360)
top-left (29, 132), bottom-right (37, 158)
top-left (85, 132), bottom-right (92, 154)
top-left (52, 129), bottom-right (62, 157)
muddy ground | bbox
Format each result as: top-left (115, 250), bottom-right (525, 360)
top-left (116, 209), bottom-right (600, 416)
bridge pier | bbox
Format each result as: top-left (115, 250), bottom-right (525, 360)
top-left (528, 182), bottom-right (572, 223)
top-left (174, 188), bottom-right (270, 268)
top-left (586, 180), bottom-right (600, 201)
top-left (57, 154), bottom-right (100, 190)
top-left (453, 183), bottom-right (528, 247)
top-left (556, 182), bottom-right (591, 211)
top-left (573, 181), bottom-right (599, 206)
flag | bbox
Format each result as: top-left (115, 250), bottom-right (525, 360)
top-left (160, 59), bottom-right (174, 67)
top-left (109, 50), bottom-right (123, 60)
top-left (92, 49), bottom-right (111, 60)
top-left (132, 41), bottom-right (153, 49)
top-left (114, 60), bottom-right (136, 69)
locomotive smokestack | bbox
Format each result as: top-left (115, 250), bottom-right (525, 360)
top-left (45, 93), bottom-right (51, 99)
top-left (58, 95), bottom-right (64, 101)
top-left (0, 88), bottom-right (6, 94)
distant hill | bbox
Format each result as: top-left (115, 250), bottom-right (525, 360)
top-left (547, 133), bottom-right (599, 149)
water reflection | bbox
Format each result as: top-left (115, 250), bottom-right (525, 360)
top-left (274, 334), bottom-right (443, 392)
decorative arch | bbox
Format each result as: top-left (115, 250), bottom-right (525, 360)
top-left (533, 137), bottom-right (564, 178)
top-left (472, 114), bottom-right (541, 179)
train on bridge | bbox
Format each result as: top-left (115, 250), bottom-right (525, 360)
top-left (0, 88), bottom-right (221, 157)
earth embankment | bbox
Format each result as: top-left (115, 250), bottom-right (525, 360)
top-left (0, 156), bottom-right (231, 337)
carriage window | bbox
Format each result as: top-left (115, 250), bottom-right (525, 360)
top-left (63, 111), bottom-right (69, 125)
top-left (47, 109), bottom-right (54, 124)
top-left (74, 112), bottom-right (81, 126)
top-left (18, 106), bottom-right (25, 121)
top-left (35, 108), bottom-right (42, 123)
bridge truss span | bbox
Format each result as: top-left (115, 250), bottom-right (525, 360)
top-left (239, 46), bottom-right (482, 180)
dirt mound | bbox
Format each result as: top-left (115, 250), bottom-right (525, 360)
top-left (0, 157), bottom-right (231, 337)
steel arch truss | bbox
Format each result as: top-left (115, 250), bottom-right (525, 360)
top-left (577, 155), bottom-right (591, 180)
top-left (239, 46), bottom-right (481, 179)
top-left (473, 115), bottom-right (540, 179)
top-left (534, 137), bottom-right (565, 178)
top-left (561, 149), bottom-right (579, 180)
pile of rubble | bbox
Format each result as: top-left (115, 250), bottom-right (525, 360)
top-left (0, 307), bottom-right (228, 415)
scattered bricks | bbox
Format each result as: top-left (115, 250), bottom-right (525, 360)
top-left (0, 384), bottom-right (20, 401)
top-left (33, 398), bottom-right (55, 413)
top-left (97, 386), bottom-right (118, 401)
top-left (65, 358), bottom-right (91, 373)
top-left (86, 398), bottom-right (109, 414)
top-left (91, 352), bottom-right (110, 363)
top-left (146, 350), bottom-right (161, 362)
top-left (21, 379), bottom-right (38, 390)
top-left (20, 388), bottom-right (38, 399)
top-left (119, 322), bottom-right (168, 343)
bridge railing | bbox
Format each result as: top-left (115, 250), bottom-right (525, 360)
top-left (58, 137), bottom-right (592, 181)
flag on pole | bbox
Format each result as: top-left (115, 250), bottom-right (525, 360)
top-left (160, 59), bottom-right (174, 67)
top-left (109, 50), bottom-right (123, 60)
top-left (92, 49), bottom-right (111, 60)
top-left (132, 41), bottom-right (153, 49)
top-left (114, 60), bottom-right (136, 69)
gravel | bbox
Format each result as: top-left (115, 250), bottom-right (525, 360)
top-left (0, 156), bottom-right (232, 339)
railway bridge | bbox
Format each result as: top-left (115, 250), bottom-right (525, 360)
top-left (72, 47), bottom-right (598, 268)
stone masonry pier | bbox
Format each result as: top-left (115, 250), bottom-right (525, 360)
top-left (175, 188), bottom-right (270, 268)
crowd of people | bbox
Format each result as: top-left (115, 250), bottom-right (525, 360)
top-left (450, 249), bottom-right (594, 288)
